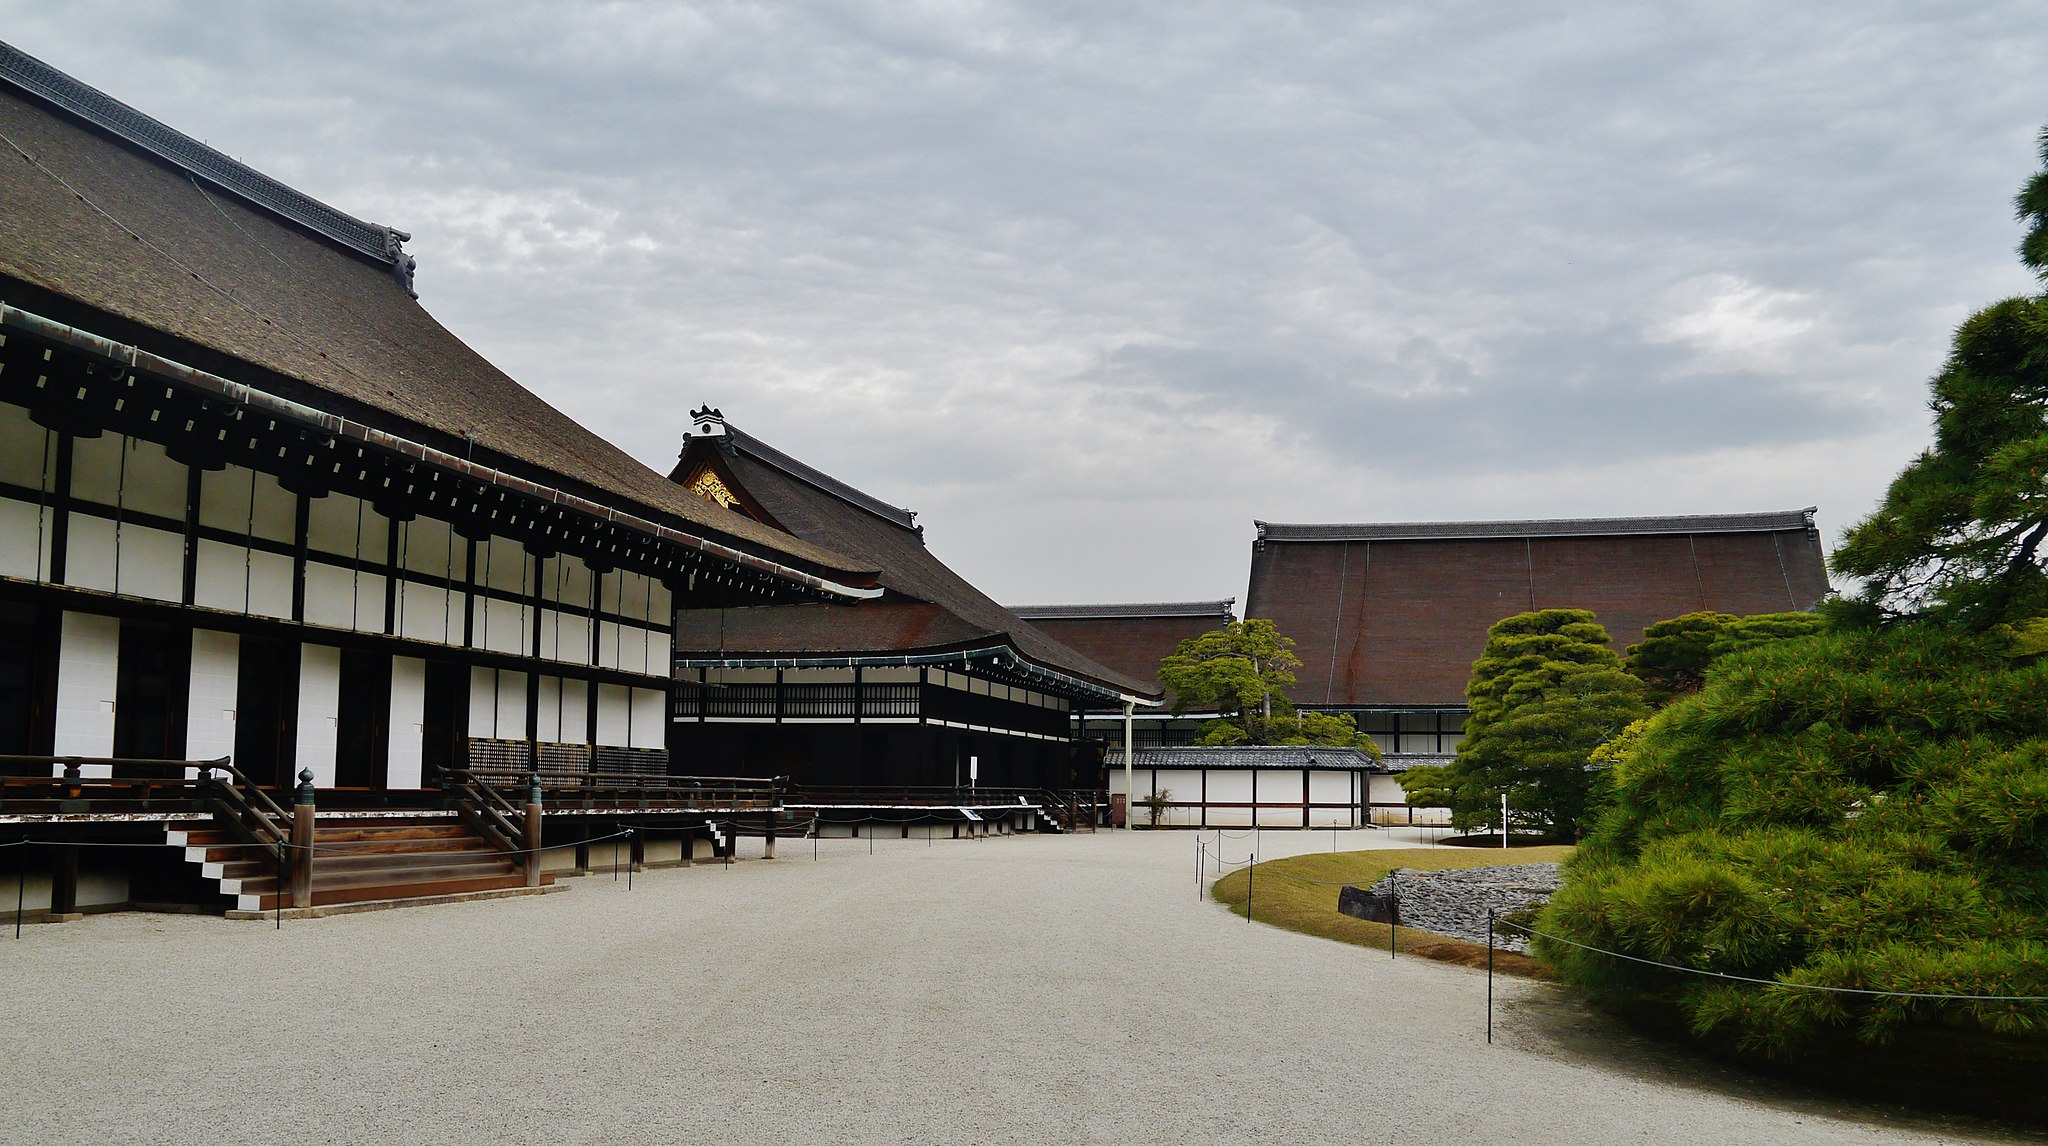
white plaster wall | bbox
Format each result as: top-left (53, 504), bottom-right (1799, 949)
top-left (481, 597), bottom-right (528, 656)
top-left (0, 401), bottom-right (53, 489)
top-left (617, 624), bottom-right (650, 675)
top-left (483, 537), bottom-right (529, 595)
top-left (184, 629), bottom-right (239, 768)
top-left (1151, 768), bottom-right (1204, 799)
top-left (302, 562), bottom-right (357, 629)
top-left (246, 548), bottom-right (294, 620)
top-left (304, 491), bottom-right (361, 559)
top-left (1368, 774), bottom-right (1411, 813)
top-left (495, 671), bottom-right (528, 740)
top-left (118, 438), bottom-right (185, 520)
top-left (295, 644), bottom-right (341, 787)
top-left (536, 675), bottom-right (564, 743)
top-left (193, 539), bottom-right (248, 612)
top-left (248, 472), bottom-right (297, 544)
top-left (65, 514), bottom-right (117, 592)
top-left (595, 683), bottom-right (630, 747)
top-left (629, 687), bottom-right (665, 750)
top-left (469, 666), bottom-right (498, 738)
top-left (539, 607), bottom-right (590, 665)
top-left (1205, 771), bottom-right (1254, 805)
top-left (595, 620), bottom-right (621, 670)
top-left (399, 516), bottom-right (458, 578)
top-left (198, 465), bottom-right (252, 533)
top-left (116, 523), bottom-right (184, 603)
top-left (388, 656), bottom-right (426, 789)
top-left (353, 571), bottom-right (387, 633)
top-left (67, 433), bottom-right (123, 505)
top-left (53, 611), bottom-right (119, 768)
top-left (398, 581), bottom-right (454, 645)
top-left (0, 494), bottom-right (50, 581)
top-left (560, 678), bottom-right (588, 743)
top-left (1308, 770), bottom-right (1359, 826)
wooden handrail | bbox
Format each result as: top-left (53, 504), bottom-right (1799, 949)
top-left (441, 772), bottom-right (524, 855)
top-left (196, 758), bottom-right (289, 848)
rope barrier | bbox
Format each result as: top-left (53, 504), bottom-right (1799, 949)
top-left (1493, 919), bottom-right (2048, 1003)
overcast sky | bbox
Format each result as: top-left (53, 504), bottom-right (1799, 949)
top-left (6, 3), bottom-right (2047, 606)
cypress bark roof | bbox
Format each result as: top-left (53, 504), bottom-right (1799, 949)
top-left (0, 41), bottom-right (874, 586)
top-left (1248, 510), bottom-right (1832, 708)
top-left (1256, 509), bottom-right (1818, 543)
top-left (1005, 601), bottom-right (1237, 704)
top-left (670, 419), bottom-right (1159, 702)
top-left (1010, 600), bottom-right (1237, 620)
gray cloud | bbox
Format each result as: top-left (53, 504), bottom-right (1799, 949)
top-left (5, 0), bottom-right (2046, 605)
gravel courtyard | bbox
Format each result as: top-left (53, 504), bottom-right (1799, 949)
top-left (1, 828), bottom-right (2031, 1144)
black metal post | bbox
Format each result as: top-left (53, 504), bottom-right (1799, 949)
top-left (626, 829), bottom-right (634, 891)
top-left (274, 840), bottom-right (283, 930)
top-left (1487, 907), bottom-right (1496, 1045)
top-left (1390, 872), bottom-right (1397, 960)
top-left (613, 831), bottom-right (620, 882)
top-left (1246, 855), bottom-right (1254, 924)
top-left (15, 841), bottom-right (25, 939)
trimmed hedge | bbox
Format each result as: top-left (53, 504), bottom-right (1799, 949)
top-left (1539, 624), bottom-right (2048, 1059)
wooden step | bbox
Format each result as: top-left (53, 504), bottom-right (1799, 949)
top-left (250, 871), bottom-right (545, 911)
top-left (186, 834), bottom-right (487, 863)
top-left (311, 822), bottom-right (471, 843)
top-left (171, 815), bottom-right (552, 915)
top-left (216, 848), bottom-right (511, 880)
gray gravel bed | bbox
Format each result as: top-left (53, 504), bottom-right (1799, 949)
top-left (1369, 862), bottom-right (1562, 952)
top-left (0, 832), bottom-right (2017, 1144)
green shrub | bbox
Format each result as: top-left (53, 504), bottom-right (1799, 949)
top-left (1539, 624), bottom-right (2048, 1059)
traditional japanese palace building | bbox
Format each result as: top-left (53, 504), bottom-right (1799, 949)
top-left (1008, 599), bottom-right (1236, 747)
top-left (0, 41), bottom-right (896, 915)
top-left (1245, 510), bottom-right (1832, 762)
top-left (667, 409), bottom-right (1159, 796)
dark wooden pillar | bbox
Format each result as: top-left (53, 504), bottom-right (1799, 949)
top-left (47, 843), bottom-right (79, 918)
top-left (290, 768), bottom-right (316, 909)
top-left (523, 773), bottom-right (543, 888)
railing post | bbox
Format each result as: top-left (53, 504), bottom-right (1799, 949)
top-left (524, 771), bottom-right (544, 888)
top-left (290, 768), bottom-right (316, 910)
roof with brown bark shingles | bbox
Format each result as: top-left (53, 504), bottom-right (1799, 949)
top-left (1006, 602), bottom-right (1236, 705)
top-left (670, 422), bottom-right (1159, 701)
top-left (1247, 511), bottom-right (1831, 708)
top-left (0, 41), bottom-right (872, 585)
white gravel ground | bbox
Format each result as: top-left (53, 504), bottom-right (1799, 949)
top-left (0, 828), bottom-right (2034, 1144)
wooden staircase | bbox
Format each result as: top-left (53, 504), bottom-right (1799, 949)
top-left (169, 816), bottom-right (550, 912)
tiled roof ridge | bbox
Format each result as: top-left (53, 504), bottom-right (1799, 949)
top-left (1256, 508), bottom-right (1818, 543)
top-left (1010, 599), bottom-right (1237, 620)
top-left (718, 423), bottom-right (919, 532)
top-left (0, 39), bottom-right (408, 271)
